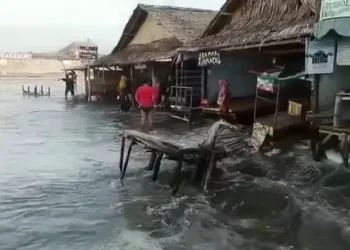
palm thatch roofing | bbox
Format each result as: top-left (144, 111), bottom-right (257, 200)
top-left (96, 37), bottom-right (182, 66)
top-left (178, 0), bottom-right (316, 52)
top-left (93, 4), bottom-right (216, 66)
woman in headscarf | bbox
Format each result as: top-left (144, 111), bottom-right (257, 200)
top-left (118, 75), bottom-right (130, 113)
top-left (217, 79), bottom-right (230, 117)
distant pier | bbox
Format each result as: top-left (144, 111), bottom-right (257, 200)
top-left (22, 85), bottom-right (51, 97)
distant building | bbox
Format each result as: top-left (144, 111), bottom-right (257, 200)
top-left (59, 40), bottom-right (98, 62)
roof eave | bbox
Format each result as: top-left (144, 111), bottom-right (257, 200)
top-left (111, 5), bottom-right (148, 53)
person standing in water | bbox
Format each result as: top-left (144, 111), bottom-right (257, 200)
top-left (135, 79), bottom-right (157, 131)
top-left (60, 73), bottom-right (75, 97)
top-left (118, 75), bottom-right (130, 113)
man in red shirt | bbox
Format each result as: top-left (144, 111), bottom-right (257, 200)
top-left (135, 79), bottom-right (157, 130)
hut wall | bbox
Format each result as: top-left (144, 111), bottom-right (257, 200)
top-left (206, 54), bottom-right (259, 101)
top-left (129, 15), bottom-right (172, 45)
top-left (154, 62), bottom-right (172, 83)
top-left (319, 65), bottom-right (350, 111)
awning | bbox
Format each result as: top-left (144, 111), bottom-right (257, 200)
top-left (314, 18), bottom-right (350, 38)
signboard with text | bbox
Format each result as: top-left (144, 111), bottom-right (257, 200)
top-left (198, 51), bottom-right (221, 66)
top-left (0, 53), bottom-right (32, 60)
top-left (78, 46), bottom-right (98, 60)
top-left (251, 123), bottom-right (268, 149)
top-left (320, 0), bottom-right (350, 21)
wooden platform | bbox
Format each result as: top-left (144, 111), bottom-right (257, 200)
top-left (170, 105), bottom-right (202, 123)
top-left (119, 130), bottom-right (218, 194)
top-left (202, 96), bottom-right (275, 118)
top-left (255, 112), bottom-right (306, 137)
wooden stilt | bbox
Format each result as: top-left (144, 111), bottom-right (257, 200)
top-left (119, 136), bottom-right (125, 173)
top-left (311, 124), bottom-right (321, 161)
top-left (334, 94), bottom-right (343, 128)
top-left (27, 86), bottom-right (30, 95)
top-left (152, 152), bottom-right (164, 181)
top-left (170, 156), bottom-right (183, 188)
top-left (120, 140), bottom-right (135, 180)
top-left (203, 153), bottom-right (216, 191)
top-left (191, 155), bottom-right (207, 184)
top-left (41, 85), bottom-right (44, 96)
top-left (48, 87), bottom-right (51, 96)
top-left (34, 86), bottom-right (37, 97)
top-left (146, 151), bottom-right (157, 171)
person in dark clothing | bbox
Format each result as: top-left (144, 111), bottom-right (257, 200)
top-left (118, 75), bottom-right (131, 113)
top-left (60, 73), bottom-right (75, 97)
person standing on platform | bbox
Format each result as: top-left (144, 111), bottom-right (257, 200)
top-left (60, 73), bottom-right (75, 97)
top-left (135, 79), bottom-right (157, 131)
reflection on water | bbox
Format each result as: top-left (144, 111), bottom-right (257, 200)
top-left (0, 77), bottom-right (350, 250)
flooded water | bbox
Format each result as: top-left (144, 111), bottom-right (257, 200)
top-left (1, 77), bottom-right (350, 250)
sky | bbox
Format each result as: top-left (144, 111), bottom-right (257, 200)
top-left (0, 0), bottom-right (225, 54)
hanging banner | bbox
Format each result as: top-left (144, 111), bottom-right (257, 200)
top-left (337, 37), bottom-right (350, 65)
top-left (256, 72), bottom-right (280, 93)
top-left (305, 38), bottom-right (335, 74)
top-left (198, 51), bottom-right (221, 66)
top-left (251, 123), bottom-right (268, 149)
top-left (320, 0), bottom-right (350, 21)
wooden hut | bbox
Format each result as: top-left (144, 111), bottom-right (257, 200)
top-left (177, 0), bottom-right (316, 126)
top-left (93, 4), bottom-right (216, 111)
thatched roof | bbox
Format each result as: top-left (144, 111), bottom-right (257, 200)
top-left (112, 4), bottom-right (217, 53)
top-left (94, 37), bottom-right (181, 66)
top-left (179, 0), bottom-right (316, 52)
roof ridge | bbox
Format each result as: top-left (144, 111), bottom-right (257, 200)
top-left (137, 3), bottom-right (216, 13)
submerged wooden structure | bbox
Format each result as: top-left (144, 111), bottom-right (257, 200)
top-left (119, 123), bottom-right (246, 193)
top-left (308, 92), bottom-right (350, 167)
top-left (22, 85), bottom-right (51, 97)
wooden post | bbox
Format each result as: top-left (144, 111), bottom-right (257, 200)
top-left (87, 66), bottom-right (91, 102)
top-left (273, 81), bottom-right (281, 128)
top-left (34, 86), bottom-right (37, 97)
top-left (334, 94), bottom-right (342, 127)
top-left (146, 151), bottom-right (157, 171)
top-left (152, 152), bottom-right (164, 181)
top-left (120, 140), bottom-right (135, 180)
top-left (84, 68), bottom-right (88, 100)
top-left (203, 153), bottom-right (216, 191)
top-left (312, 75), bottom-right (320, 114)
top-left (48, 87), bottom-right (51, 96)
top-left (341, 133), bottom-right (349, 168)
top-left (41, 85), bottom-right (44, 96)
top-left (119, 136), bottom-right (125, 172)
top-left (27, 86), bottom-right (30, 95)
top-left (253, 82), bottom-right (259, 121)
top-left (22, 85), bottom-right (25, 95)
top-left (200, 67), bottom-right (207, 100)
